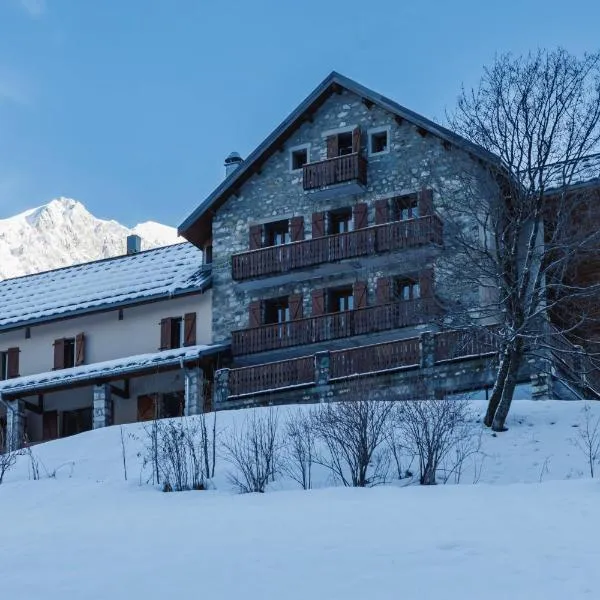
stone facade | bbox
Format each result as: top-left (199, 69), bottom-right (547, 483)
top-left (4, 398), bottom-right (25, 451)
top-left (92, 384), bottom-right (113, 429)
top-left (210, 88), bottom-right (490, 348)
top-left (184, 367), bottom-right (205, 415)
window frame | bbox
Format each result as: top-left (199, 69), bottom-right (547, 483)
top-left (393, 277), bottom-right (421, 302)
top-left (391, 194), bottom-right (420, 221)
top-left (63, 337), bottom-right (76, 369)
top-left (289, 143), bottom-right (311, 172)
top-left (264, 296), bottom-right (291, 325)
top-left (328, 286), bottom-right (355, 313)
top-left (264, 219), bottom-right (291, 247)
top-left (0, 351), bottom-right (7, 381)
top-left (368, 126), bottom-right (391, 156)
top-left (328, 208), bottom-right (354, 235)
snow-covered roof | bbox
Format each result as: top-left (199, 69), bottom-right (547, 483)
top-left (0, 343), bottom-right (227, 397)
top-left (0, 242), bottom-right (210, 331)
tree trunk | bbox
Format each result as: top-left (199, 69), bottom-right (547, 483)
top-left (492, 348), bottom-right (522, 431)
top-left (421, 461), bottom-right (437, 485)
top-left (484, 350), bottom-right (511, 427)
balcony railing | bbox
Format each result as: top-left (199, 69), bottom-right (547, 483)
top-left (303, 152), bottom-right (367, 191)
top-left (232, 215), bottom-right (443, 281)
top-left (231, 298), bottom-right (442, 356)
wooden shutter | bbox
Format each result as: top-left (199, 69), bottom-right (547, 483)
top-left (7, 347), bottom-right (19, 378)
top-left (353, 203), bottom-right (368, 229)
top-left (249, 224), bottom-right (263, 250)
top-left (248, 301), bottom-right (262, 328)
top-left (183, 313), bottom-right (197, 346)
top-left (375, 199), bottom-right (390, 224)
top-left (160, 318), bottom-right (172, 351)
top-left (326, 135), bottom-right (338, 158)
top-left (75, 333), bottom-right (85, 366)
top-left (53, 339), bottom-right (65, 370)
top-left (352, 127), bottom-right (361, 153)
top-left (289, 294), bottom-right (303, 320)
top-left (419, 268), bottom-right (434, 298)
top-left (376, 277), bottom-right (391, 304)
top-left (311, 289), bottom-right (325, 317)
top-left (353, 281), bottom-right (368, 309)
top-left (290, 216), bottom-right (305, 242)
top-left (418, 188), bottom-right (434, 217)
top-left (43, 411), bottom-right (59, 440)
top-left (312, 212), bottom-right (325, 238)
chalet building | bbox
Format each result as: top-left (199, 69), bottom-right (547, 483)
top-left (0, 238), bottom-right (222, 450)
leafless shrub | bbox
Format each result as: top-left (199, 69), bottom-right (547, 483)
top-left (23, 444), bottom-right (40, 481)
top-left (312, 398), bottom-right (395, 487)
top-left (396, 398), bottom-right (474, 485)
top-left (282, 408), bottom-right (315, 490)
top-left (0, 429), bottom-right (22, 484)
top-left (141, 415), bottom-right (216, 492)
top-left (120, 425), bottom-right (128, 481)
top-left (386, 428), bottom-right (415, 481)
top-left (573, 403), bottom-right (600, 478)
top-left (222, 408), bottom-right (280, 494)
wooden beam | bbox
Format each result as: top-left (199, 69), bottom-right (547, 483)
top-left (394, 116), bottom-right (404, 126)
top-left (24, 394), bottom-right (44, 415)
top-left (362, 98), bottom-right (374, 110)
top-left (417, 127), bottom-right (428, 137)
top-left (332, 83), bottom-right (343, 95)
top-left (442, 140), bottom-right (451, 151)
top-left (110, 380), bottom-right (130, 400)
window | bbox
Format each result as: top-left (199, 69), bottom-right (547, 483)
top-left (160, 313), bottom-right (197, 351)
top-left (369, 128), bottom-right (389, 155)
top-left (328, 287), bottom-right (354, 313)
top-left (329, 208), bottom-right (353, 235)
top-left (63, 338), bottom-right (76, 368)
top-left (170, 318), bottom-right (183, 349)
top-left (337, 132), bottom-right (354, 156)
top-left (264, 297), bottom-right (290, 325)
top-left (393, 277), bottom-right (420, 301)
top-left (118, 309), bottom-right (124, 321)
top-left (54, 334), bottom-right (85, 370)
top-left (264, 220), bottom-right (290, 247)
top-left (290, 145), bottom-right (310, 171)
top-left (391, 195), bottom-right (419, 221)
top-left (0, 352), bottom-right (6, 381)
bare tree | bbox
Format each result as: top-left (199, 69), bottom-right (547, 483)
top-left (573, 402), bottom-right (600, 478)
top-left (222, 408), bottom-right (280, 494)
top-left (282, 408), bottom-right (315, 490)
top-left (440, 48), bottom-right (600, 430)
top-left (312, 393), bottom-right (395, 488)
top-left (396, 397), bottom-right (474, 485)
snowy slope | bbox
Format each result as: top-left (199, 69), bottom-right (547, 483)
top-left (0, 197), bottom-right (182, 280)
top-left (1, 401), bottom-right (600, 599)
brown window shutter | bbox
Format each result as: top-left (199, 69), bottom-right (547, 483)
top-left (326, 135), bottom-right (338, 159)
top-left (160, 318), bottom-right (173, 351)
top-left (312, 212), bottom-right (325, 238)
top-left (311, 289), bottom-right (325, 317)
top-left (290, 216), bottom-right (305, 242)
top-left (419, 268), bottom-right (434, 298)
top-left (376, 278), bottom-right (391, 304)
top-left (183, 312), bottom-right (197, 346)
top-left (418, 188), bottom-right (434, 217)
top-left (75, 333), bottom-right (85, 366)
top-left (249, 224), bottom-right (263, 250)
top-left (248, 301), bottom-right (262, 328)
top-left (353, 203), bottom-right (368, 229)
top-left (53, 338), bottom-right (65, 370)
top-left (375, 199), bottom-right (390, 225)
top-left (352, 127), bottom-right (361, 153)
top-left (289, 294), bottom-right (303, 320)
top-left (353, 281), bottom-right (368, 309)
top-left (43, 410), bottom-right (59, 441)
top-left (7, 347), bottom-right (19, 378)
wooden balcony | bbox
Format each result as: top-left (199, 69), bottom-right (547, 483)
top-left (231, 298), bottom-right (442, 356)
top-left (232, 215), bottom-right (443, 282)
top-left (303, 152), bottom-right (367, 192)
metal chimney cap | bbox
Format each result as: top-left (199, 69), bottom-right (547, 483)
top-left (224, 151), bottom-right (243, 164)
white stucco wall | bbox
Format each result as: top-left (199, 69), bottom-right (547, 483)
top-left (0, 289), bottom-right (212, 378)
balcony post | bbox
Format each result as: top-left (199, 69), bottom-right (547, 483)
top-left (419, 332), bottom-right (437, 399)
top-left (314, 351), bottom-right (331, 402)
top-left (213, 368), bottom-right (231, 409)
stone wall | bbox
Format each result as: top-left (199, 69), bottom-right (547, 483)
top-left (211, 88), bottom-right (492, 345)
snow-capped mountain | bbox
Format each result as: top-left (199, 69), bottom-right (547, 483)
top-left (0, 197), bottom-right (182, 280)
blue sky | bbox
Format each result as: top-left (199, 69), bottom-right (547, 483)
top-left (0, 0), bottom-right (598, 227)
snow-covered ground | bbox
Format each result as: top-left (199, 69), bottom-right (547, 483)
top-left (1, 400), bottom-right (599, 599)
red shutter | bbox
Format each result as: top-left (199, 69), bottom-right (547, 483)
top-left (353, 203), bottom-right (368, 229)
top-left (311, 289), bottom-right (325, 317)
top-left (7, 347), bottom-right (19, 378)
top-left (249, 225), bottom-right (263, 250)
top-left (53, 339), bottom-right (65, 370)
top-left (160, 318), bottom-right (172, 351)
top-left (248, 301), bottom-right (262, 328)
top-left (419, 268), bottom-right (434, 298)
top-left (183, 313), bottom-right (197, 346)
top-left (376, 278), bottom-right (391, 304)
top-left (312, 212), bottom-right (325, 238)
top-left (326, 135), bottom-right (338, 158)
top-left (290, 216), bottom-right (305, 242)
top-left (375, 199), bottom-right (390, 225)
top-left (353, 281), bottom-right (368, 309)
top-left (352, 127), bottom-right (361, 153)
top-left (75, 333), bottom-right (85, 366)
top-left (418, 188), bottom-right (434, 217)
top-left (289, 294), bottom-right (303, 320)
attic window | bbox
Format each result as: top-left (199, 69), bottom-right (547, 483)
top-left (369, 128), bottom-right (389, 155)
top-left (290, 145), bottom-right (310, 171)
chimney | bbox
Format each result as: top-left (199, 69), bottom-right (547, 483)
top-left (224, 151), bottom-right (243, 178)
top-left (127, 234), bottom-right (142, 255)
